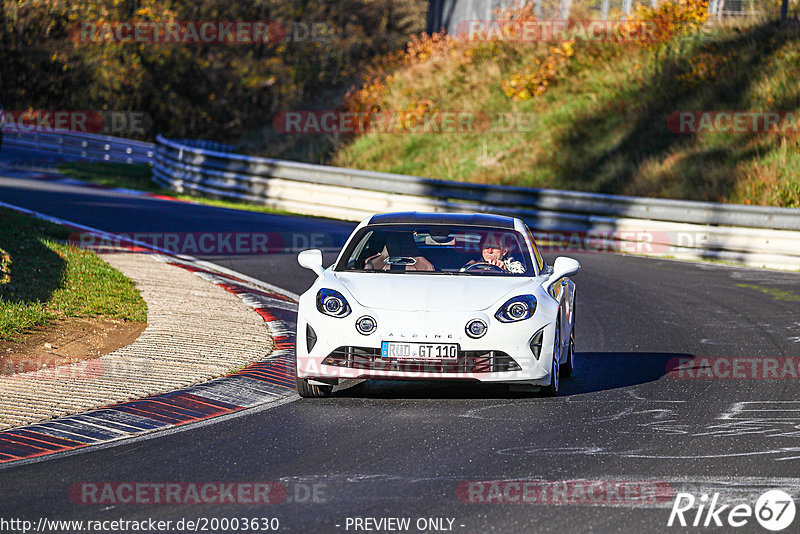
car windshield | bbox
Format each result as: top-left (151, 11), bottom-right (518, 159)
top-left (335, 224), bottom-right (535, 276)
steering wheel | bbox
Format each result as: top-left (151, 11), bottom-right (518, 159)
top-left (462, 262), bottom-right (506, 273)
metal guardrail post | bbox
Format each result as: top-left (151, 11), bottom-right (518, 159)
top-left (153, 135), bottom-right (800, 230)
top-left (2, 129), bottom-right (154, 165)
top-left (148, 135), bottom-right (800, 269)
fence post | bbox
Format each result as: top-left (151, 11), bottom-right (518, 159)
top-left (560, 0), bottom-right (573, 19)
top-left (622, 0), bottom-right (633, 16)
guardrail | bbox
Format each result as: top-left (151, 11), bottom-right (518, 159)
top-left (2, 129), bottom-right (154, 165)
top-left (153, 135), bottom-right (800, 271)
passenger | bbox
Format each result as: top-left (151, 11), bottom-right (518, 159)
top-left (364, 232), bottom-right (434, 271)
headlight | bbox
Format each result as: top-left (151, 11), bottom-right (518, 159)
top-left (316, 288), bottom-right (351, 318)
top-left (495, 295), bottom-right (537, 323)
top-left (355, 315), bottom-right (377, 335)
top-left (466, 319), bottom-right (488, 338)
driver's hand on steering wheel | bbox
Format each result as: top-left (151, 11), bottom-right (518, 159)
top-left (484, 257), bottom-right (507, 270)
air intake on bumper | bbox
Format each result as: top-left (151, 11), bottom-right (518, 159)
top-left (322, 347), bottom-right (521, 373)
top-left (529, 328), bottom-right (544, 360)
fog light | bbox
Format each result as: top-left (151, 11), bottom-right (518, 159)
top-left (356, 315), bottom-right (377, 335)
top-left (466, 319), bottom-right (487, 339)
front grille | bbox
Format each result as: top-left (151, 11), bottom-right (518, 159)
top-left (322, 346), bottom-right (521, 373)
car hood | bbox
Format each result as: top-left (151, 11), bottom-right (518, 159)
top-left (333, 272), bottom-right (532, 312)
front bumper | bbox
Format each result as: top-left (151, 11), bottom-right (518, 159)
top-left (296, 309), bottom-right (558, 385)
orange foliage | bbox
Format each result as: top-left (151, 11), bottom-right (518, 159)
top-left (344, 0), bottom-right (712, 115)
top-left (631, 0), bottom-right (710, 46)
top-left (343, 3), bottom-right (536, 114)
top-left (501, 41), bottom-right (574, 101)
top-left (402, 30), bottom-right (460, 65)
top-left (674, 48), bottom-right (736, 87)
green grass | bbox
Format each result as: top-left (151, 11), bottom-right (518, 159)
top-left (0, 208), bottom-right (147, 340)
top-left (58, 162), bottom-right (161, 192)
top-left (735, 283), bottom-right (800, 301)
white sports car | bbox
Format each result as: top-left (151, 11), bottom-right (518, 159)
top-left (295, 212), bottom-right (580, 397)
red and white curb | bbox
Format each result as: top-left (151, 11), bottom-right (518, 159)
top-left (0, 201), bottom-right (302, 465)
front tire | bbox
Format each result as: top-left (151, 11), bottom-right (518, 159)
top-left (560, 324), bottom-right (574, 378)
top-left (295, 374), bottom-right (333, 398)
top-left (541, 321), bottom-right (560, 397)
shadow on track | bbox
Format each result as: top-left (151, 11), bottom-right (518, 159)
top-left (322, 351), bottom-right (686, 399)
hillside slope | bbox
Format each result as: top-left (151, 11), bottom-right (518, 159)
top-left (317, 3), bottom-right (800, 207)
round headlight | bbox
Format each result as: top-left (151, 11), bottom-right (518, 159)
top-left (356, 315), bottom-right (377, 335)
top-left (495, 295), bottom-right (537, 323)
top-left (324, 296), bottom-right (344, 314)
top-left (508, 302), bottom-right (528, 320)
top-left (316, 288), bottom-right (351, 317)
top-left (466, 319), bottom-right (488, 339)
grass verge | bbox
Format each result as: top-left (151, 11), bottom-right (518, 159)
top-left (58, 162), bottom-right (161, 192)
top-left (0, 208), bottom-right (147, 341)
top-left (233, 3), bottom-right (798, 209)
top-left (330, 19), bottom-right (800, 207)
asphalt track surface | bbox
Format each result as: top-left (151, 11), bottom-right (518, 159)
top-left (1, 154), bottom-right (800, 533)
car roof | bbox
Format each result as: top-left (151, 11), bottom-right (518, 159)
top-left (367, 212), bottom-right (517, 229)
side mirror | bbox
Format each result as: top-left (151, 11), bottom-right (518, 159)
top-left (298, 249), bottom-right (325, 276)
top-left (543, 256), bottom-right (580, 290)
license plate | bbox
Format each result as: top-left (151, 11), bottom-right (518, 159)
top-left (381, 342), bottom-right (459, 359)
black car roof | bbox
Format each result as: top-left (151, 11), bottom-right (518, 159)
top-left (368, 212), bottom-right (516, 229)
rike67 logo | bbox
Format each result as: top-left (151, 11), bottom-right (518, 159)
top-left (668, 490), bottom-right (796, 531)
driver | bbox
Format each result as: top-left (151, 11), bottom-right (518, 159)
top-left (463, 233), bottom-right (525, 273)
